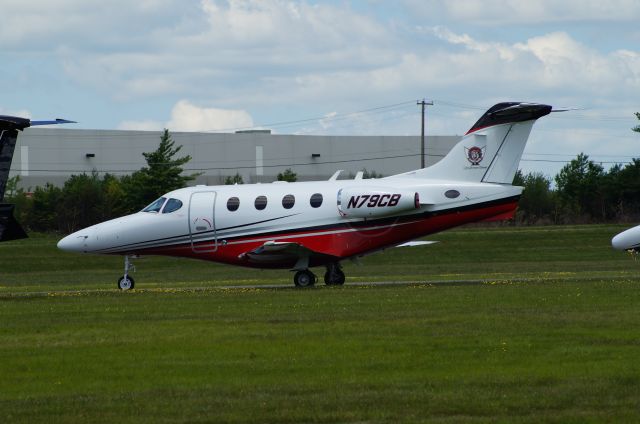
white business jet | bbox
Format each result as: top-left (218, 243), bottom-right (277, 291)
top-left (57, 102), bottom-right (552, 289)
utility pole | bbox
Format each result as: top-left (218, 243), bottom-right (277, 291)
top-left (417, 99), bottom-right (433, 168)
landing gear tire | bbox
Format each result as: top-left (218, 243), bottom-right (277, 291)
top-left (294, 270), bottom-right (316, 287)
top-left (118, 275), bottom-right (135, 291)
top-left (324, 263), bottom-right (345, 286)
top-left (118, 255), bottom-right (136, 290)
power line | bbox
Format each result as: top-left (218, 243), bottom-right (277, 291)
top-left (201, 100), bottom-right (418, 133)
top-left (14, 154), bottom-right (640, 175)
top-left (10, 151), bottom-right (453, 174)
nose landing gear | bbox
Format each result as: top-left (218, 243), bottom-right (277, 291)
top-left (117, 255), bottom-right (136, 290)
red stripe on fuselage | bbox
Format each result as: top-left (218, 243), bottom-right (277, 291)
top-left (131, 198), bottom-right (518, 269)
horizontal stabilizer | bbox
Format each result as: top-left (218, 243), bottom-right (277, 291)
top-left (30, 118), bottom-right (77, 126)
top-left (0, 115), bottom-right (76, 131)
top-left (0, 204), bottom-right (27, 242)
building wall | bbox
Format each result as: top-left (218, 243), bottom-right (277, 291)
top-left (9, 128), bottom-right (460, 189)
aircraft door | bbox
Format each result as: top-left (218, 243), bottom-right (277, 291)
top-left (189, 191), bottom-right (217, 253)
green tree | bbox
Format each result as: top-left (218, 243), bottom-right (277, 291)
top-left (224, 173), bottom-right (244, 185)
top-left (102, 173), bottom-right (128, 219)
top-left (28, 183), bottom-right (63, 232)
top-left (361, 168), bottom-right (383, 179)
top-left (633, 112), bottom-right (640, 133)
top-left (513, 170), bottom-right (556, 224)
top-left (3, 176), bottom-right (32, 228)
top-left (3, 175), bottom-right (21, 199)
top-left (56, 173), bottom-right (106, 233)
top-left (555, 153), bottom-right (605, 222)
top-left (277, 168), bottom-right (297, 182)
top-left (121, 129), bottom-right (200, 211)
top-left (603, 159), bottom-right (640, 220)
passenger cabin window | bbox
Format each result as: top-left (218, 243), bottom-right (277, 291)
top-left (162, 198), bottom-right (183, 214)
top-left (142, 197), bottom-right (166, 213)
top-left (282, 194), bottom-right (295, 209)
top-left (255, 195), bottom-right (268, 210)
top-left (227, 197), bottom-right (240, 212)
top-left (310, 193), bottom-right (323, 208)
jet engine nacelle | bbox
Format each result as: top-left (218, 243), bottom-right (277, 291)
top-left (337, 187), bottom-right (419, 218)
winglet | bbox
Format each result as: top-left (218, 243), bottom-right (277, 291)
top-left (329, 170), bottom-right (343, 181)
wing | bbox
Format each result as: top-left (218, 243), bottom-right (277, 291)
top-left (239, 241), bottom-right (336, 270)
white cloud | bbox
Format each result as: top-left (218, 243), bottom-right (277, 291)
top-left (4, 0), bottom-right (640, 179)
top-left (0, 107), bottom-right (32, 119)
top-left (0, 0), bottom-right (188, 49)
top-left (52, 0), bottom-right (396, 102)
top-left (405, 0), bottom-right (640, 24)
top-left (167, 100), bottom-right (253, 131)
top-left (199, 0), bottom-right (386, 47)
top-left (426, 28), bottom-right (640, 95)
top-left (117, 120), bottom-right (163, 131)
top-left (119, 100), bottom-right (254, 132)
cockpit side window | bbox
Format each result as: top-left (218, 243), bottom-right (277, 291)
top-left (142, 197), bottom-right (167, 213)
top-left (162, 198), bottom-right (183, 214)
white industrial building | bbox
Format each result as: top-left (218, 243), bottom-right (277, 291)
top-left (9, 128), bottom-right (460, 189)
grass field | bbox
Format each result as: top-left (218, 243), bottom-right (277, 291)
top-left (1, 224), bottom-right (640, 422)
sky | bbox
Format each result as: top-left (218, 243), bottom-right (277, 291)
top-left (2, 0), bottom-right (640, 178)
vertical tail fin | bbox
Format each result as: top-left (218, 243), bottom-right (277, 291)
top-left (0, 115), bottom-right (75, 241)
top-left (0, 116), bottom-right (31, 241)
top-left (0, 116), bottom-right (30, 200)
top-left (408, 102), bottom-right (551, 183)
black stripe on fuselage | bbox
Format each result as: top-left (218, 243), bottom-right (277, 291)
top-left (93, 212), bottom-right (300, 253)
top-left (96, 195), bottom-right (520, 254)
top-left (219, 194), bottom-right (520, 242)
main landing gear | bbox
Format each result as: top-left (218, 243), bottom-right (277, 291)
top-left (117, 255), bottom-right (136, 291)
top-left (292, 263), bottom-right (345, 287)
top-left (324, 262), bottom-right (345, 286)
top-left (293, 270), bottom-right (316, 287)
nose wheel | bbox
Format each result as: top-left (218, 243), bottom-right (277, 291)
top-left (118, 275), bottom-right (135, 290)
top-left (118, 255), bottom-right (136, 290)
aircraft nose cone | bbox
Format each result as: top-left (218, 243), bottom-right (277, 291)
top-left (612, 225), bottom-right (640, 251)
top-left (611, 233), bottom-right (626, 250)
top-left (57, 233), bottom-right (89, 253)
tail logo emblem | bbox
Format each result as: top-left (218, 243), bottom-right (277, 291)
top-left (465, 146), bottom-right (485, 166)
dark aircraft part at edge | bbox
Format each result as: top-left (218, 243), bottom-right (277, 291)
top-left (0, 203), bottom-right (27, 241)
top-left (0, 115), bottom-right (76, 242)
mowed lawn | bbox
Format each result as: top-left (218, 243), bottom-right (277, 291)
top-left (1, 224), bottom-right (640, 422)
top-left (0, 224), bottom-right (636, 292)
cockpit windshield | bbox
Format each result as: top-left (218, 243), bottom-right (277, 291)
top-left (162, 198), bottom-right (183, 214)
top-left (142, 197), bottom-right (166, 213)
